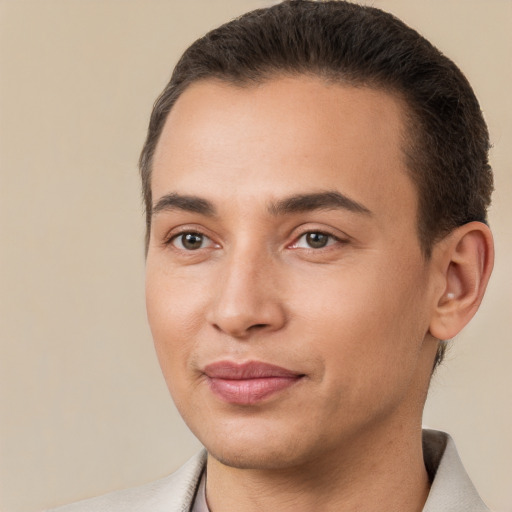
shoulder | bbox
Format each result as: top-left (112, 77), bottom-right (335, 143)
top-left (46, 451), bottom-right (207, 512)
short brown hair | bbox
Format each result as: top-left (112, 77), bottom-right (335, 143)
top-left (139, 0), bottom-right (493, 367)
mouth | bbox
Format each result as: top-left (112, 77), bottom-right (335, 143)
top-left (203, 360), bottom-right (305, 405)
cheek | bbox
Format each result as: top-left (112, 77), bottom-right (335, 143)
top-left (145, 263), bottom-right (207, 386)
top-left (292, 258), bottom-right (429, 383)
top-left (146, 253), bottom-right (210, 331)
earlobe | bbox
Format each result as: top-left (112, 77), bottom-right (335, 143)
top-left (429, 222), bottom-right (494, 341)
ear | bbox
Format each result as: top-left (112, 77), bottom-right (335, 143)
top-left (429, 221), bottom-right (494, 341)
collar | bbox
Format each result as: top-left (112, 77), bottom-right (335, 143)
top-left (422, 429), bottom-right (489, 511)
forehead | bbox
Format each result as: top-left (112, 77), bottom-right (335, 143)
top-left (152, 76), bottom-right (417, 226)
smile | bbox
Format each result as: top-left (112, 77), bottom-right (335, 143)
top-left (203, 361), bottom-right (304, 405)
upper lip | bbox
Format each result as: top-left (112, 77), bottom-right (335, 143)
top-left (203, 361), bottom-right (303, 379)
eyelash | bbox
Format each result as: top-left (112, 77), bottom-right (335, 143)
top-left (165, 229), bottom-right (346, 252)
top-left (290, 231), bottom-right (344, 250)
top-left (165, 231), bottom-right (216, 251)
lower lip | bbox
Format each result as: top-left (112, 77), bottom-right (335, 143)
top-left (207, 376), bottom-right (301, 405)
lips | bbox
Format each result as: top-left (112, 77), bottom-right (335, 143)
top-left (203, 361), bottom-right (304, 405)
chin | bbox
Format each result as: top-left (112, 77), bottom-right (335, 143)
top-left (193, 419), bottom-right (326, 471)
top-left (206, 440), bottom-right (307, 470)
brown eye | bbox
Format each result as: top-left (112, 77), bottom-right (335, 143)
top-left (305, 232), bottom-right (330, 248)
top-left (173, 232), bottom-right (207, 250)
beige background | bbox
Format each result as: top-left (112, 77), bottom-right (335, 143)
top-left (0, 1), bottom-right (510, 511)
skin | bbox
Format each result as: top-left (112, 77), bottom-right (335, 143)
top-left (145, 76), bottom-right (493, 512)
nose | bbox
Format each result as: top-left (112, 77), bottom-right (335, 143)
top-left (206, 247), bottom-right (287, 339)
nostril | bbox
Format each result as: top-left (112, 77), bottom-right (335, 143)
top-left (249, 323), bottom-right (269, 331)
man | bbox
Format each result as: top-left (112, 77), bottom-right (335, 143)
top-left (49, 1), bottom-right (494, 511)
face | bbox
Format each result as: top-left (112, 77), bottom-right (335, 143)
top-left (146, 76), bottom-right (439, 470)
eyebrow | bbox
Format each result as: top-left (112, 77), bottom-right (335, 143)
top-left (152, 193), bottom-right (217, 217)
top-left (151, 190), bottom-right (371, 218)
top-left (268, 191), bottom-right (372, 216)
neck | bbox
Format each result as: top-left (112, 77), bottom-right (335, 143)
top-left (205, 420), bottom-right (430, 512)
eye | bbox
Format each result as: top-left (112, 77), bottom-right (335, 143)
top-left (292, 231), bottom-right (338, 249)
top-left (170, 232), bottom-right (214, 251)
